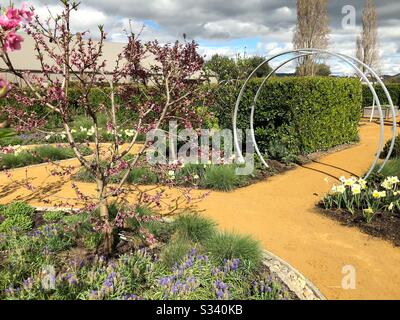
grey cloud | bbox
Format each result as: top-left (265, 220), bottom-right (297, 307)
top-left (12, 0), bottom-right (400, 74)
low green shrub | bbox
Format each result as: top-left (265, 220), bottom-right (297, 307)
top-left (205, 232), bottom-right (263, 269)
top-left (160, 238), bottom-right (194, 268)
top-left (0, 214), bottom-right (33, 232)
top-left (202, 165), bottom-right (248, 191)
top-left (0, 202), bottom-right (35, 232)
top-left (379, 159), bottom-right (400, 178)
top-left (381, 136), bottom-right (400, 159)
top-left (0, 146), bottom-right (92, 170)
top-left (173, 213), bottom-right (217, 243)
top-left (73, 166), bottom-right (159, 185)
top-left (83, 232), bottom-right (104, 251)
top-left (42, 211), bottom-right (65, 223)
top-left (145, 220), bottom-right (176, 242)
top-left (2, 202), bottom-right (35, 218)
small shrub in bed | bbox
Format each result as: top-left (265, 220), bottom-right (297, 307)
top-left (160, 238), bottom-right (195, 268)
top-left (374, 159), bottom-right (400, 179)
top-left (202, 165), bottom-right (249, 191)
top-left (0, 145), bottom-right (92, 170)
top-left (173, 213), bottom-right (217, 243)
top-left (0, 202), bottom-right (35, 232)
top-left (42, 211), bottom-right (65, 223)
top-left (381, 136), bottom-right (400, 159)
top-left (73, 166), bottom-right (158, 185)
top-left (205, 232), bottom-right (263, 269)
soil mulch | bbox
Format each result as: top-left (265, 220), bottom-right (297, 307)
top-left (318, 208), bottom-right (400, 247)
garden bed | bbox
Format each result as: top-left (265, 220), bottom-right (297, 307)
top-left (318, 154), bottom-right (400, 247)
top-left (72, 159), bottom-right (293, 192)
top-left (0, 145), bottom-right (92, 170)
top-left (0, 202), bottom-right (301, 300)
top-left (318, 207), bottom-right (400, 246)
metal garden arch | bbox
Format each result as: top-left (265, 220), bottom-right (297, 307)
top-left (233, 49), bottom-right (397, 179)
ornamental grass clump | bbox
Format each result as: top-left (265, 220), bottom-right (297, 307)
top-left (173, 213), bottom-right (217, 244)
top-left (205, 232), bottom-right (263, 269)
top-left (322, 175), bottom-right (400, 223)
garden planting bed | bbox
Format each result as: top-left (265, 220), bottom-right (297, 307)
top-left (317, 207), bottom-right (400, 247)
top-left (0, 145), bottom-right (92, 170)
top-left (1, 202), bottom-right (316, 300)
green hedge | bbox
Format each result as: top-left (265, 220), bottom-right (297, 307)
top-left (0, 87), bottom-right (142, 129)
top-left (362, 83), bottom-right (400, 108)
top-left (211, 77), bottom-right (362, 160)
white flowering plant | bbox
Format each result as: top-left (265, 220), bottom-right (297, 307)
top-left (322, 175), bottom-right (400, 223)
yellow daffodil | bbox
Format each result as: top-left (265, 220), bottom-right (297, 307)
top-left (363, 208), bottom-right (374, 215)
top-left (372, 190), bottom-right (381, 199)
top-left (379, 191), bottom-right (387, 198)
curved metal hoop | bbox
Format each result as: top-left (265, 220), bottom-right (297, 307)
top-left (233, 49), bottom-right (397, 179)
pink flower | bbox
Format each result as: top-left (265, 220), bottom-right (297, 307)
top-left (3, 31), bottom-right (24, 52)
top-left (19, 3), bottom-right (34, 22)
top-left (0, 15), bottom-right (21, 30)
top-left (5, 7), bottom-right (20, 21)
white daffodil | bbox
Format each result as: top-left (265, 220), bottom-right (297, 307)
top-left (358, 178), bottom-right (367, 190)
top-left (45, 135), bottom-right (52, 140)
top-left (351, 184), bottom-right (362, 195)
top-left (193, 174), bottom-right (200, 180)
top-left (339, 176), bottom-right (346, 183)
top-left (344, 177), bottom-right (357, 187)
top-left (388, 202), bottom-right (395, 211)
top-left (332, 185), bottom-right (346, 194)
top-left (381, 179), bottom-right (394, 190)
top-left (80, 126), bottom-right (88, 132)
top-left (86, 126), bottom-right (95, 137)
top-left (124, 129), bottom-right (135, 137)
top-left (71, 129), bottom-right (77, 134)
top-left (168, 171), bottom-right (175, 179)
top-left (388, 176), bottom-right (400, 184)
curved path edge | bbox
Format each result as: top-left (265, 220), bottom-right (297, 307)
top-left (263, 250), bottom-right (326, 300)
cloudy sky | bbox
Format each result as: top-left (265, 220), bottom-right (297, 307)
top-left (11, 0), bottom-right (400, 75)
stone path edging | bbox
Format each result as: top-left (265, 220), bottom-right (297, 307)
top-left (263, 250), bottom-right (326, 300)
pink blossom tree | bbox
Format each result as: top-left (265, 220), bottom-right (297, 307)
top-left (0, 1), bottom-right (210, 254)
